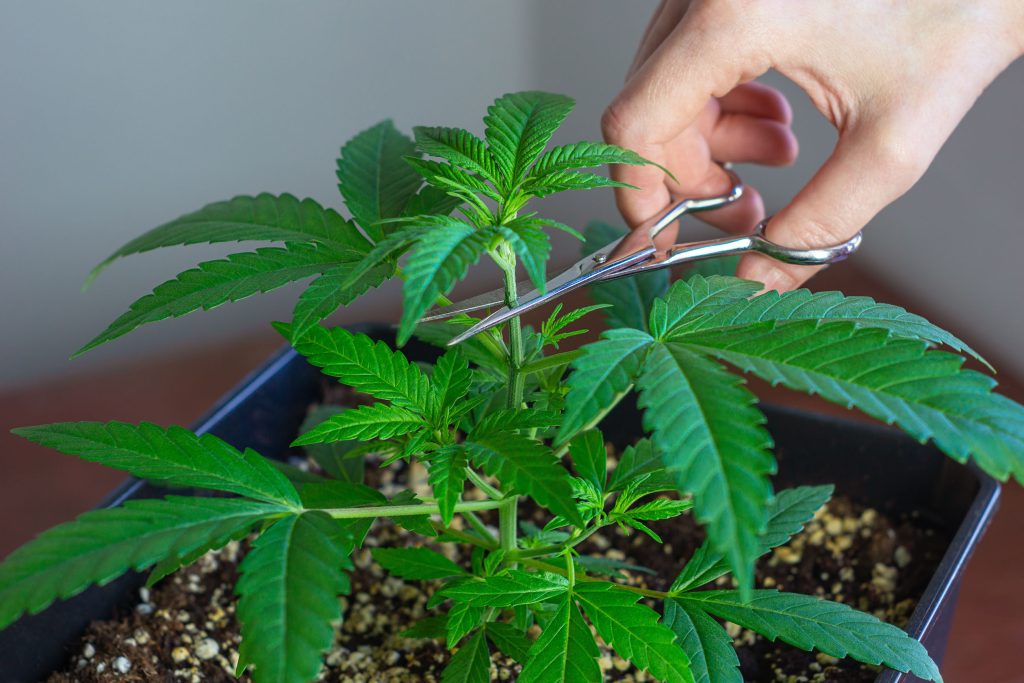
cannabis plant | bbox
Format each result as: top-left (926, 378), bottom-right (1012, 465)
top-left (2, 91), bottom-right (1022, 683)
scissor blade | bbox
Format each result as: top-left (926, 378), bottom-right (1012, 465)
top-left (419, 235), bottom-right (628, 324)
top-left (419, 280), bottom-right (533, 323)
top-left (447, 242), bottom-right (655, 346)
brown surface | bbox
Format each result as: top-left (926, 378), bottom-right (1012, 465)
top-left (2, 261), bottom-right (1022, 680)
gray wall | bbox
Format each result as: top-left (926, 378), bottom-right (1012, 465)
top-left (2, 1), bottom-right (1022, 388)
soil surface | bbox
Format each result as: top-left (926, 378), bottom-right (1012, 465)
top-left (47, 494), bottom-right (946, 682)
top-left (48, 391), bottom-right (949, 682)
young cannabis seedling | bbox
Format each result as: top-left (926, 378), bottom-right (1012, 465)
top-left (4, 91), bottom-right (1023, 683)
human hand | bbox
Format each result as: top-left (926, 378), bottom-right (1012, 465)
top-left (604, 0), bottom-right (1024, 291)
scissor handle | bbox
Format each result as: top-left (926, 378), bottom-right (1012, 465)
top-left (644, 166), bottom-right (745, 241)
top-left (749, 218), bottom-right (862, 265)
top-left (660, 218), bottom-right (862, 268)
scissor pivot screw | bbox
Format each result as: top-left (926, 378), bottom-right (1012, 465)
top-left (593, 254), bottom-right (608, 264)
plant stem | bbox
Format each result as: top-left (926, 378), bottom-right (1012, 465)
top-left (463, 511), bottom-right (498, 544)
top-left (321, 499), bottom-right (502, 520)
top-left (497, 243), bottom-right (525, 558)
top-left (466, 467), bottom-right (502, 500)
top-left (432, 523), bottom-right (498, 550)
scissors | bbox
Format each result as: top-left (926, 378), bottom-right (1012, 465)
top-left (421, 167), bottom-right (862, 346)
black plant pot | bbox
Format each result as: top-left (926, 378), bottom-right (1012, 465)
top-left (0, 326), bottom-right (1000, 683)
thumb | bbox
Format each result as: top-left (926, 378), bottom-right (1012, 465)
top-left (736, 121), bottom-right (928, 291)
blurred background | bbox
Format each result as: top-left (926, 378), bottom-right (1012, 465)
top-left (1, 2), bottom-right (1021, 680)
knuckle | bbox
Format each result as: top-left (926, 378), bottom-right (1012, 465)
top-left (867, 124), bottom-right (928, 187)
top-left (601, 100), bottom-right (637, 145)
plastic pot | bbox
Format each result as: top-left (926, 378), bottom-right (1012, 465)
top-left (0, 326), bottom-right (1000, 682)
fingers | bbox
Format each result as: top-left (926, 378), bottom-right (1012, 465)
top-left (718, 82), bottom-right (793, 124)
top-left (736, 122), bottom-right (927, 291)
top-left (710, 114), bottom-right (798, 166)
top-left (628, 0), bottom-right (689, 80)
top-left (605, 6), bottom-right (763, 232)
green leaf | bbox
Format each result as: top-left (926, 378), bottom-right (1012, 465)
top-left (672, 485), bottom-right (834, 593)
top-left (146, 518), bottom-right (256, 588)
top-left (583, 221), bottom-right (669, 333)
top-left (519, 591), bottom-right (600, 683)
top-left (557, 328), bottom-right (652, 444)
top-left (606, 439), bottom-right (664, 493)
top-left (298, 480), bottom-right (384, 509)
top-left (284, 324), bottom-right (431, 412)
top-left (404, 183), bottom-right (464, 218)
top-left (485, 622), bottom-right (533, 664)
top-left (649, 276), bottom-right (764, 340)
top-left (498, 222), bottom-right (551, 293)
top-left (298, 407), bottom-right (364, 484)
top-left (442, 629), bottom-right (491, 683)
top-left (414, 126), bottom-right (499, 183)
top-left (679, 320), bottom-right (1024, 484)
top-left (292, 403), bottom-right (424, 445)
top-left (372, 547), bottom-right (467, 580)
top-left (446, 602), bottom-right (486, 649)
top-left (336, 221), bottom-right (432, 291)
top-left (635, 342), bottom-right (774, 594)
top-left (441, 570), bottom-right (569, 607)
top-left (77, 243), bottom-right (352, 356)
top-left (524, 171), bottom-right (628, 197)
top-left (674, 590), bottom-right (942, 682)
top-left (405, 156), bottom-right (500, 203)
top-left (575, 583), bottom-right (694, 683)
top-left (290, 261), bottom-right (392, 340)
top-left (398, 219), bottom-right (493, 344)
top-left (464, 434), bottom-right (582, 526)
top-left (621, 498), bottom-right (693, 521)
top-left (569, 430), bottom-right (606, 493)
top-left (86, 193), bottom-right (371, 287)
top-left (685, 282), bottom-right (983, 364)
top-left (402, 614), bottom-right (449, 639)
top-left (236, 512), bottom-right (353, 683)
top-left (337, 120), bottom-right (422, 241)
top-left (13, 422), bottom-right (300, 507)
top-left (431, 349), bottom-right (473, 417)
top-left (532, 141), bottom-right (650, 177)
top-left (0, 496), bottom-right (283, 630)
top-left (663, 599), bottom-right (741, 683)
top-left (484, 91), bottom-right (574, 186)
top-left (428, 445), bottom-right (470, 526)
top-left (471, 409), bottom-right (560, 438)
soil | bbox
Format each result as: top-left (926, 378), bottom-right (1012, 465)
top-left (47, 391), bottom-right (949, 682)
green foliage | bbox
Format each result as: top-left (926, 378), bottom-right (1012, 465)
top-left (672, 485), bottom-right (833, 593)
top-left (462, 434), bottom-right (582, 526)
top-left (236, 512), bottom-right (353, 683)
top-left (672, 591), bottom-right (942, 682)
top-left (484, 91), bottom-right (574, 187)
top-left (663, 599), bottom-right (741, 683)
top-left (77, 243), bottom-right (356, 356)
top-left (85, 193), bottom-right (370, 286)
top-left (337, 120), bottom-right (422, 241)
top-left (635, 342), bottom-right (774, 594)
top-left (372, 547), bottom-right (467, 580)
top-left (13, 422), bottom-right (300, 507)
top-left (442, 629), bottom-right (491, 683)
top-left (427, 445), bottom-right (470, 526)
top-left (441, 570), bottom-right (569, 607)
top-left (19, 88), bottom-right (1019, 683)
top-left (575, 583), bottom-right (694, 683)
top-left (0, 497), bottom-right (284, 629)
top-left (519, 591), bottom-right (600, 683)
top-left (283, 324), bottom-right (431, 413)
top-left (398, 218), bottom-right (494, 344)
top-left (292, 403), bottom-right (424, 445)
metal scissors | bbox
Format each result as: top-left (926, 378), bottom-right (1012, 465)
top-left (421, 167), bottom-right (862, 346)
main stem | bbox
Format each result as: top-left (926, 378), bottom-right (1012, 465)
top-left (498, 243), bottom-right (524, 556)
